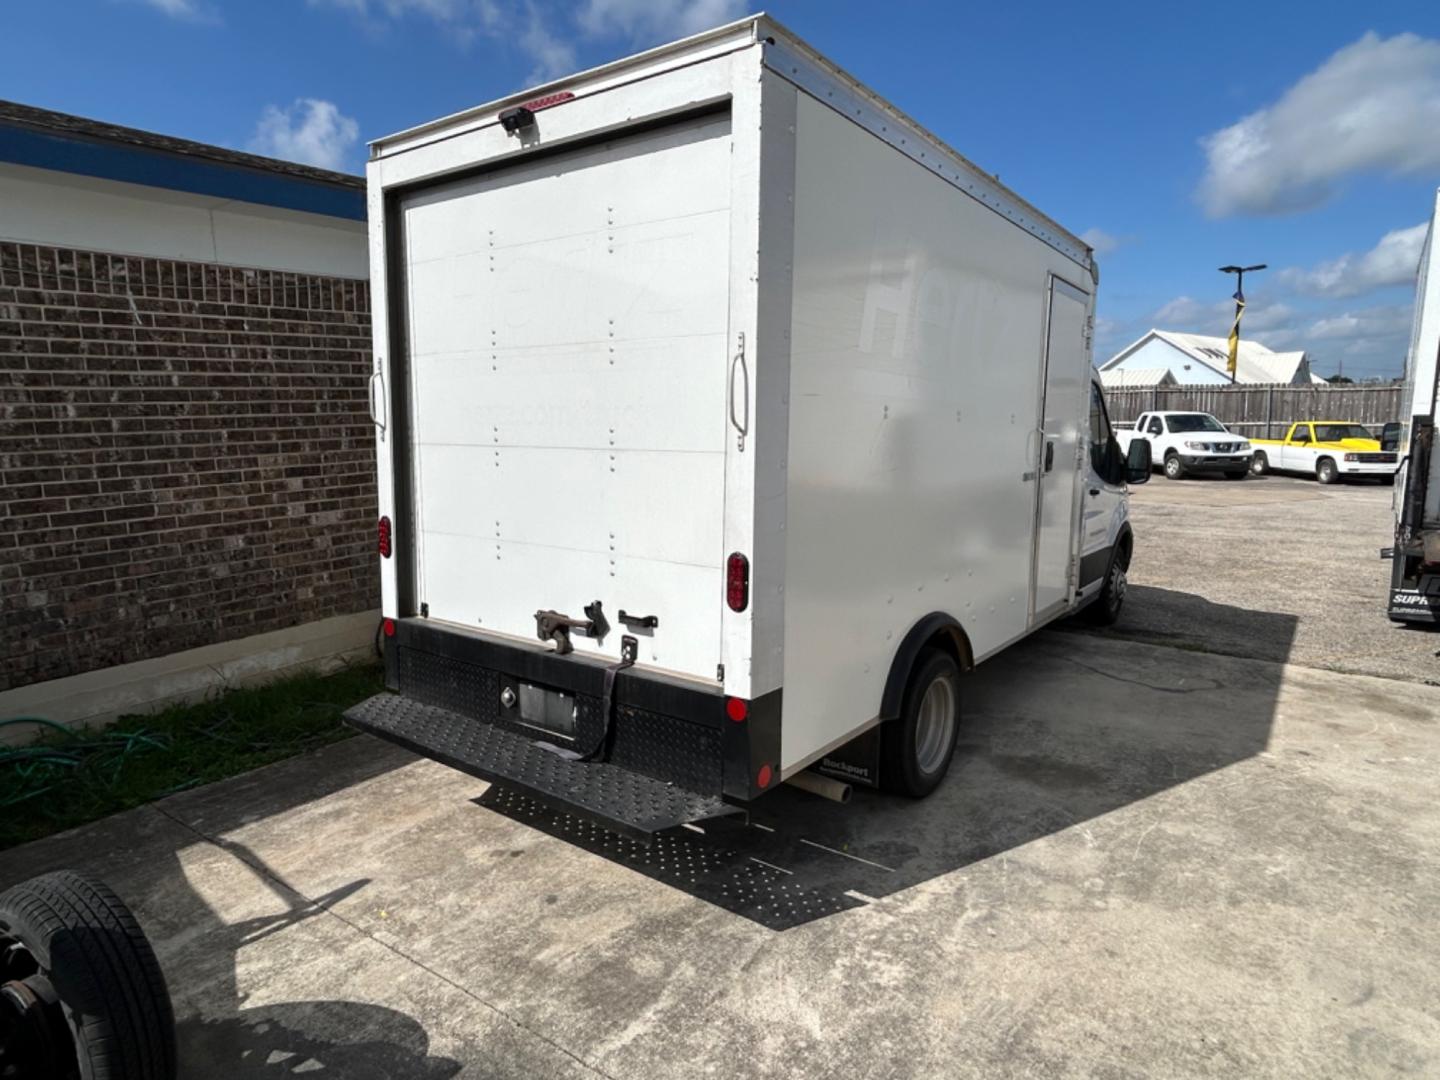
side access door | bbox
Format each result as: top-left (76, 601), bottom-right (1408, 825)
top-left (1032, 275), bottom-right (1090, 620)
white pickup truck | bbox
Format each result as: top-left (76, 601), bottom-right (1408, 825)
top-left (1116, 411), bottom-right (1252, 480)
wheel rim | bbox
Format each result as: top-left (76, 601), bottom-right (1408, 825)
top-left (914, 674), bottom-right (957, 775)
top-left (1252, 454), bottom-right (1266, 475)
top-left (1165, 457), bottom-right (1180, 477)
top-left (1108, 562), bottom-right (1127, 611)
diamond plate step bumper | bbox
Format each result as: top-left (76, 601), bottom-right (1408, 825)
top-left (344, 693), bottom-right (741, 839)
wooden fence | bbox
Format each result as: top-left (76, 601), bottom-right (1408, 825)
top-left (1103, 383), bottom-right (1403, 439)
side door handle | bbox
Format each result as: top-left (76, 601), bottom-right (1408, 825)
top-left (1089, 487), bottom-right (1100, 496)
top-left (1044, 441), bottom-right (1055, 473)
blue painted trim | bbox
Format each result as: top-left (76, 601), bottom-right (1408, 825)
top-left (0, 124), bottom-right (366, 222)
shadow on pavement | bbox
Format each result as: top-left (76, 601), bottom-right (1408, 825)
top-left (478, 592), bottom-right (1298, 930)
top-left (0, 740), bottom-right (460, 1078)
top-left (1077, 584), bottom-right (1299, 664)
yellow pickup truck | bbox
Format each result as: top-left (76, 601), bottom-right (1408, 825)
top-left (1250, 422), bottom-right (1399, 484)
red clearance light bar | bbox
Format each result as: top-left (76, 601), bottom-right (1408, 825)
top-left (520, 91), bottom-right (575, 112)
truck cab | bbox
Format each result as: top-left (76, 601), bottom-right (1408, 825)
top-left (1250, 422), bottom-right (1399, 484)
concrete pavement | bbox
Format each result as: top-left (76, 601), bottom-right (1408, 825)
top-left (1109, 473), bottom-right (1439, 686)
top-left (4, 631), bottom-right (1437, 1078)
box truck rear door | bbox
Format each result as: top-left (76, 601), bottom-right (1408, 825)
top-left (397, 113), bottom-right (733, 681)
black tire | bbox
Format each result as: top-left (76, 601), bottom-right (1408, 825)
top-left (881, 648), bottom-right (961, 798)
top-left (1316, 457), bottom-right (1338, 485)
top-left (1083, 547), bottom-right (1129, 625)
top-left (1224, 469), bottom-right (1247, 480)
top-left (1163, 453), bottom-right (1185, 480)
top-left (0, 870), bottom-right (176, 1080)
top-left (1250, 451), bottom-right (1269, 477)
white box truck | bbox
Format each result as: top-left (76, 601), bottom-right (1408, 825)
top-left (346, 15), bottom-right (1152, 837)
top-left (1388, 188), bottom-right (1440, 624)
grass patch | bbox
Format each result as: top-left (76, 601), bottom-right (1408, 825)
top-left (0, 663), bottom-right (384, 851)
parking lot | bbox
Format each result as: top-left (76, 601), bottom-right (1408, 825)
top-left (1111, 472), bottom-right (1437, 685)
top-left (3, 474), bottom-right (1438, 1079)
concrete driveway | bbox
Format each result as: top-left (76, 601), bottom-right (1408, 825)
top-left (3, 630), bottom-right (1438, 1078)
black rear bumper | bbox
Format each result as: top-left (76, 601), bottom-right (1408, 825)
top-left (357, 618), bottom-right (780, 831)
top-left (345, 693), bottom-right (740, 838)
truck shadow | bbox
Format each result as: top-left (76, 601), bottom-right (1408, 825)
top-left (0, 740), bottom-right (462, 1079)
top-left (478, 595), bottom-right (1297, 930)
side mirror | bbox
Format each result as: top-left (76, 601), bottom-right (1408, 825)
top-left (1125, 438), bottom-right (1151, 484)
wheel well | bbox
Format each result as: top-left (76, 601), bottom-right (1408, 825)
top-left (879, 613), bottom-right (974, 721)
top-left (1116, 526), bottom-right (1134, 570)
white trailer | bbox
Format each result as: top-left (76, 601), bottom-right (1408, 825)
top-left (1388, 188), bottom-right (1440, 624)
top-left (346, 16), bottom-right (1152, 836)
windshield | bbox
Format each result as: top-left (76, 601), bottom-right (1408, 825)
top-left (1165, 414), bottom-right (1226, 433)
top-left (1314, 423), bottom-right (1373, 441)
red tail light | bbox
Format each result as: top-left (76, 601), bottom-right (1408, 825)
top-left (725, 697), bottom-right (748, 722)
top-left (378, 515), bottom-right (392, 558)
top-left (757, 763), bottom-right (773, 789)
top-left (726, 552), bottom-right (749, 612)
top-left (382, 618), bottom-right (397, 638)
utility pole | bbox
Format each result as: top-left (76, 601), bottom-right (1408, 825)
top-left (1219, 264), bottom-right (1267, 383)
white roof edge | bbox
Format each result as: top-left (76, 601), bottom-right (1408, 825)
top-left (365, 13), bottom-right (1092, 264)
top-left (369, 12), bottom-right (765, 154)
top-left (757, 17), bottom-right (1090, 262)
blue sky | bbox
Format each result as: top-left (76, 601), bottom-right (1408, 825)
top-left (7, 0), bottom-right (1440, 379)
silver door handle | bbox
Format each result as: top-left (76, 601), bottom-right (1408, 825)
top-left (728, 332), bottom-right (748, 451)
top-left (368, 363), bottom-right (387, 436)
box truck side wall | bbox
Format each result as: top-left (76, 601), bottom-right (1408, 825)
top-left (776, 89), bottom-right (1094, 773)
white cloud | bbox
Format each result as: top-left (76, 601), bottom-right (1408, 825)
top-left (249, 99), bottom-right (360, 171)
top-left (1150, 294), bottom-right (1295, 336)
top-left (578, 0), bottom-right (747, 42)
top-left (313, 0), bottom-right (749, 85)
top-left (1305, 304), bottom-right (1412, 342)
top-left (520, 7), bottom-right (577, 83)
top-left (1279, 222), bottom-right (1427, 298)
top-left (132, 0), bottom-right (215, 20)
top-left (1198, 32), bottom-right (1440, 217)
top-left (1080, 228), bottom-right (1120, 255)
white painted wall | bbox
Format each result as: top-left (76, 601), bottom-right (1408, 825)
top-left (0, 162), bottom-right (368, 278)
top-left (1106, 336), bottom-right (1228, 385)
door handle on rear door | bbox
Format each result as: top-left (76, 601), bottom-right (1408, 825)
top-left (728, 332), bottom-right (748, 452)
top-left (368, 359), bottom-right (387, 437)
top-left (1044, 441), bottom-right (1055, 472)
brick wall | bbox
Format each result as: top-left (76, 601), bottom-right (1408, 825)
top-left (0, 241), bottom-right (377, 693)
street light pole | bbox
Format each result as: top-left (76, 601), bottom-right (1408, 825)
top-left (1219, 264), bottom-right (1266, 383)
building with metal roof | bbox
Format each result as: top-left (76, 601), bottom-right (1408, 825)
top-left (1100, 329), bottom-right (1327, 387)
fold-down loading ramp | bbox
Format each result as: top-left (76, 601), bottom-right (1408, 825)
top-left (345, 694), bottom-right (740, 839)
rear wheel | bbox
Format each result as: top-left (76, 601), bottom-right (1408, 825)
top-left (0, 871), bottom-right (176, 1080)
top-left (1250, 451), bottom-right (1269, 477)
top-left (882, 648), bottom-right (961, 798)
top-left (1316, 458), bottom-right (1338, 485)
top-left (1163, 453), bottom-right (1185, 480)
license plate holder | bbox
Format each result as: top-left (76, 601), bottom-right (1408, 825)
top-left (517, 682), bottom-right (577, 740)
